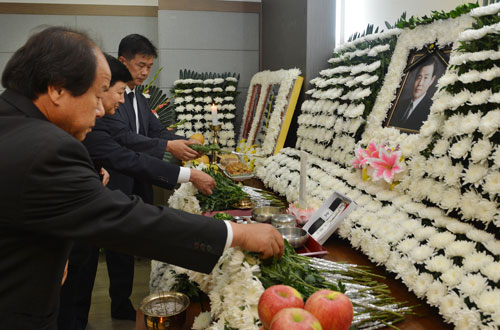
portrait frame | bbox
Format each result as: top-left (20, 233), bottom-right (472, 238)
top-left (360, 15), bottom-right (473, 158)
top-left (385, 45), bottom-right (451, 134)
top-left (239, 69), bottom-right (303, 156)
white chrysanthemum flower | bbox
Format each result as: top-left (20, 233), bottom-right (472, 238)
top-left (412, 272), bottom-right (434, 298)
top-left (479, 109), bottom-right (500, 137)
top-left (192, 312), bottom-right (212, 329)
top-left (463, 251), bottom-right (494, 272)
top-left (413, 226), bottom-right (436, 241)
top-left (432, 139), bottom-right (450, 156)
top-left (431, 157), bottom-right (452, 178)
top-left (384, 226), bottom-right (406, 243)
top-left (426, 255), bottom-right (453, 273)
top-left (441, 266), bottom-right (464, 286)
top-left (445, 240), bottom-right (476, 257)
top-left (475, 289), bottom-right (500, 313)
top-left (449, 137), bottom-right (472, 159)
top-left (444, 164), bottom-right (464, 187)
top-left (349, 227), bottom-right (365, 248)
top-left (453, 308), bottom-right (482, 330)
top-left (459, 273), bottom-right (488, 297)
top-left (470, 139), bottom-right (492, 163)
top-left (359, 212), bottom-right (377, 228)
top-left (442, 114), bottom-right (461, 137)
top-left (483, 171), bottom-right (500, 196)
top-left (365, 238), bottom-right (390, 264)
top-left (439, 187), bottom-right (461, 210)
top-left (459, 190), bottom-right (482, 219)
top-left (409, 244), bottom-right (434, 262)
top-left (427, 281), bottom-right (448, 306)
top-left (439, 291), bottom-right (462, 317)
top-left (468, 89), bottom-right (491, 105)
top-left (397, 238), bottom-right (419, 254)
top-left (427, 182), bottom-right (445, 204)
top-left (461, 112), bottom-right (482, 134)
top-left (402, 218), bottom-right (423, 233)
top-left (482, 261), bottom-right (500, 282)
top-left (410, 179), bottom-right (431, 200)
top-left (463, 163), bottom-right (488, 186)
top-left (475, 199), bottom-right (497, 222)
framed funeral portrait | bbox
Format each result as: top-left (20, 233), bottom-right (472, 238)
top-left (386, 46), bottom-right (450, 133)
top-left (239, 69), bottom-right (303, 155)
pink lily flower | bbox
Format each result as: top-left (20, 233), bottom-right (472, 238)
top-left (352, 142), bottom-right (380, 169)
top-left (368, 147), bottom-right (404, 183)
top-left (352, 145), bottom-right (368, 168)
top-left (365, 141), bottom-right (380, 158)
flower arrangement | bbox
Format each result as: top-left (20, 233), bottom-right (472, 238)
top-left (150, 245), bottom-right (415, 330)
top-left (352, 141), bottom-right (405, 187)
top-left (154, 4), bottom-right (500, 330)
top-left (172, 70), bottom-right (239, 148)
top-left (254, 4), bottom-right (499, 329)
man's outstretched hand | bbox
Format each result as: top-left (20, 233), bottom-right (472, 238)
top-left (230, 222), bottom-right (284, 260)
top-left (166, 139), bottom-right (201, 161)
top-left (189, 169), bottom-right (216, 195)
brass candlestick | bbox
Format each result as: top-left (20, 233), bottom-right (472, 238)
top-left (210, 124), bottom-right (222, 165)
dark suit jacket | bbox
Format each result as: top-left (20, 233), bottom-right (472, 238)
top-left (389, 95), bottom-right (433, 131)
top-left (99, 91), bottom-right (185, 203)
top-left (0, 89), bottom-right (226, 330)
top-left (82, 118), bottom-right (179, 193)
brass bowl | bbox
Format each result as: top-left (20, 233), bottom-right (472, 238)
top-left (277, 227), bottom-right (309, 248)
top-left (237, 197), bottom-right (253, 208)
top-left (140, 292), bottom-right (190, 330)
top-left (251, 206), bottom-right (283, 223)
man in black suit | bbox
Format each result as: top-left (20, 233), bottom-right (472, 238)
top-left (389, 57), bottom-right (437, 132)
top-left (0, 26), bottom-right (283, 330)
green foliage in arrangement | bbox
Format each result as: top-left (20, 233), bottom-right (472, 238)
top-left (391, 2), bottom-right (479, 30)
top-left (196, 167), bottom-right (249, 211)
top-left (257, 242), bottom-right (344, 300)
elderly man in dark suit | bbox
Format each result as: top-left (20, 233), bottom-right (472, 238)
top-left (389, 57), bottom-right (437, 132)
top-left (0, 26), bottom-right (283, 330)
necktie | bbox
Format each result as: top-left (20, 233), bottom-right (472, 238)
top-left (402, 100), bottom-right (413, 122)
top-left (127, 91), bottom-right (140, 134)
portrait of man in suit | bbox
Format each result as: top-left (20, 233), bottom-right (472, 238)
top-left (386, 52), bottom-right (448, 133)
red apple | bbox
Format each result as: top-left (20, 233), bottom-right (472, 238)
top-left (305, 290), bottom-right (353, 330)
top-left (270, 307), bottom-right (322, 330)
top-left (258, 285), bottom-right (304, 329)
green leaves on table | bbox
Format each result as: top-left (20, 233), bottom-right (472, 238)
top-left (212, 212), bottom-right (234, 221)
top-left (196, 167), bottom-right (249, 211)
top-left (257, 241), bottom-right (344, 301)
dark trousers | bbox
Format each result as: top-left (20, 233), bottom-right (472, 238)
top-left (57, 246), bottom-right (134, 330)
top-left (105, 250), bottom-right (135, 316)
top-left (58, 244), bottom-right (99, 330)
